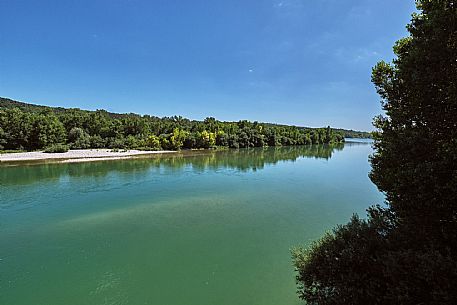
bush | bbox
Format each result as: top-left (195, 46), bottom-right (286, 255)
top-left (124, 135), bottom-right (139, 149)
top-left (107, 137), bottom-right (126, 149)
top-left (145, 134), bottom-right (162, 150)
top-left (44, 143), bottom-right (69, 153)
top-left (292, 211), bottom-right (390, 305)
top-left (68, 127), bottom-right (90, 149)
top-left (89, 135), bottom-right (105, 148)
top-left (292, 209), bottom-right (457, 304)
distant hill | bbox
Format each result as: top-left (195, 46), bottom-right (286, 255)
top-left (332, 128), bottom-right (372, 139)
top-left (0, 97), bottom-right (147, 120)
top-left (0, 97), bottom-right (371, 138)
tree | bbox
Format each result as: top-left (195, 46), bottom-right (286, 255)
top-left (68, 127), bottom-right (91, 149)
top-left (0, 108), bottom-right (32, 150)
top-left (215, 130), bottom-right (228, 147)
top-left (292, 211), bottom-right (391, 305)
top-left (0, 126), bottom-right (6, 149)
top-left (324, 126), bottom-right (333, 143)
top-left (29, 111), bottom-right (66, 149)
top-left (0, 99), bottom-right (346, 151)
top-left (198, 130), bottom-right (216, 148)
top-left (87, 110), bottom-right (110, 136)
top-left (370, 0), bottom-right (457, 247)
top-left (293, 2), bottom-right (457, 304)
top-left (145, 134), bottom-right (161, 150)
top-left (158, 128), bottom-right (189, 150)
top-left (203, 117), bottom-right (218, 132)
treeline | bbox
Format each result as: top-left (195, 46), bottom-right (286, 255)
top-left (332, 128), bottom-right (371, 139)
top-left (0, 98), bottom-right (346, 151)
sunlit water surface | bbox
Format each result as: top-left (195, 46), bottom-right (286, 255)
top-left (0, 143), bottom-right (382, 305)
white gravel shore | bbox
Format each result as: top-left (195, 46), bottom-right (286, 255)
top-left (0, 149), bottom-right (176, 163)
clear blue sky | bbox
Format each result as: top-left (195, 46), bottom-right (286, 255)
top-left (0, 0), bottom-right (415, 131)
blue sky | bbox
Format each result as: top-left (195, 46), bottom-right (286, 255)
top-left (0, 0), bottom-right (415, 130)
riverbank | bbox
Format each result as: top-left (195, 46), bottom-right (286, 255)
top-left (0, 149), bottom-right (176, 163)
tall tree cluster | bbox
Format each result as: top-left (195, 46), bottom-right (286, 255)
top-left (293, 1), bottom-right (457, 304)
top-left (0, 99), bottom-right (346, 151)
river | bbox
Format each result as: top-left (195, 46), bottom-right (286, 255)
top-left (0, 142), bottom-right (382, 305)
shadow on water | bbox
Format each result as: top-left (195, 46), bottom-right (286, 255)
top-left (0, 143), bottom-right (365, 187)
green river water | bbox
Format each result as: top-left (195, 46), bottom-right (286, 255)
top-left (0, 142), bottom-right (383, 305)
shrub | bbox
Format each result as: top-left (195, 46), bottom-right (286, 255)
top-left (89, 135), bottom-right (105, 148)
top-left (107, 137), bottom-right (126, 149)
top-left (44, 143), bottom-right (69, 153)
top-left (68, 127), bottom-right (91, 149)
top-left (124, 135), bottom-right (139, 149)
top-left (145, 134), bottom-right (162, 150)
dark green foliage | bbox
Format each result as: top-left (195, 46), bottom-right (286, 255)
top-left (370, 0), bottom-right (457, 249)
top-left (29, 111), bottom-right (66, 149)
top-left (0, 108), bottom-right (32, 150)
top-left (0, 126), bottom-right (7, 150)
top-left (0, 98), bottom-right (349, 151)
top-left (68, 127), bottom-right (91, 149)
top-left (292, 211), bottom-right (389, 305)
top-left (44, 143), bottom-right (69, 153)
top-left (293, 1), bottom-right (457, 304)
top-left (89, 135), bottom-right (105, 148)
top-left (293, 207), bottom-right (457, 305)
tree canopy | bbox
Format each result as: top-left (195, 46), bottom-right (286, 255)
top-left (0, 98), bottom-right (352, 151)
top-left (293, 1), bottom-right (457, 304)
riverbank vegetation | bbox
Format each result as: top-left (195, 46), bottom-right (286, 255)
top-left (292, 1), bottom-right (457, 304)
top-left (0, 98), bottom-right (362, 151)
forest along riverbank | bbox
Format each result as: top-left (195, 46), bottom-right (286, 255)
top-left (0, 149), bottom-right (176, 163)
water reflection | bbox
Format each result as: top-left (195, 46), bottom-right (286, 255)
top-left (0, 144), bottom-right (350, 187)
